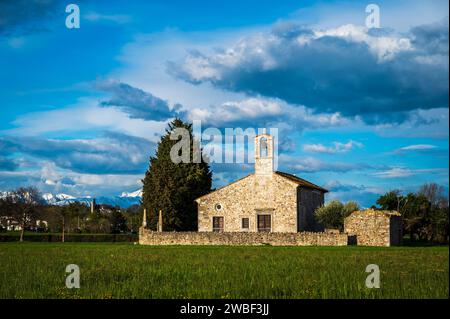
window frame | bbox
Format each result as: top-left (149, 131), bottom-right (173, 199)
top-left (241, 217), bottom-right (249, 230)
top-left (257, 214), bottom-right (271, 232)
top-left (212, 216), bottom-right (224, 232)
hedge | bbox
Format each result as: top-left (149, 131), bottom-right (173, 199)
top-left (0, 232), bottom-right (138, 242)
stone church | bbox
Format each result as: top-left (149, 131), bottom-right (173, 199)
top-left (195, 133), bottom-right (328, 233)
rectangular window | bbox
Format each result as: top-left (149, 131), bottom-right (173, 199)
top-left (242, 218), bottom-right (249, 229)
top-left (257, 214), bottom-right (271, 232)
top-left (212, 216), bottom-right (224, 232)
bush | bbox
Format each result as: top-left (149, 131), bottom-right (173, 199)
top-left (314, 200), bottom-right (360, 230)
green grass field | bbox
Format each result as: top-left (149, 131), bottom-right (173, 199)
top-left (0, 243), bottom-right (448, 299)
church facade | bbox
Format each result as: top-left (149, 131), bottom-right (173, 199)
top-left (195, 133), bottom-right (328, 233)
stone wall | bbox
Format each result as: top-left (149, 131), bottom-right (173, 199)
top-left (196, 173), bottom-right (299, 233)
top-left (139, 227), bottom-right (348, 246)
top-left (344, 209), bottom-right (402, 247)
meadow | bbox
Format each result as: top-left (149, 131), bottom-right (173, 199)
top-left (0, 243), bottom-right (448, 299)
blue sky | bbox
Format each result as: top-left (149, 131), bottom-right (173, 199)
top-left (0, 0), bottom-right (448, 207)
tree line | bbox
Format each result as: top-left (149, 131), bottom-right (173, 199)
top-left (314, 183), bottom-right (449, 243)
top-left (0, 187), bottom-right (142, 242)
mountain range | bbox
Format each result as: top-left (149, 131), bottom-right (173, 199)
top-left (1, 190), bottom-right (142, 208)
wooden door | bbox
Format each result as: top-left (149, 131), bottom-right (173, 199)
top-left (213, 216), bottom-right (224, 232)
top-left (257, 214), bottom-right (271, 232)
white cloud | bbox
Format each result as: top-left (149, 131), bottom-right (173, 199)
top-left (112, 22), bottom-right (447, 139)
top-left (0, 164), bottom-right (143, 198)
top-left (315, 24), bottom-right (412, 61)
top-left (113, 28), bottom-right (253, 112)
top-left (279, 154), bottom-right (370, 173)
top-left (4, 97), bottom-right (168, 143)
top-left (84, 12), bottom-right (131, 24)
top-left (373, 167), bottom-right (447, 178)
top-left (373, 108), bottom-right (449, 139)
top-left (373, 167), bottom-right (414, 178)
top-left (323, 180), bottom-right (385, 208)
top-left (187, 97), bottom-right (350, 132)
top-left (289, 0), bottom-right (448, 32)
top-left (303, 140), bottom-right (363, 154)
top-left (169, 20), bottom-right (448, 123)
top-left (396, 144), bottom-right (438, 152)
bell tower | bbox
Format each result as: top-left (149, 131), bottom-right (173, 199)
top-left (255, 132), bottom-right (274, 175)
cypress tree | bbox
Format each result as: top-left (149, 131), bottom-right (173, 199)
top-left (142, 119), bottom-right (212, 231)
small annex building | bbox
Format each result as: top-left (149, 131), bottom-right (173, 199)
top-left (344, 209), bottom-right (403, 246)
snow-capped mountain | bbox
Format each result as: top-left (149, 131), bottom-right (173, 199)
top-left (40, 190), bottom-right (142, 208)
top-left (42, 193), bottom-right (76, 204)
top-left (1, 189), bottom-right (142, 208)
top-left (93, 194), bottom-right (142, 208)
top-left (120, 189), bottom-right (143, 198)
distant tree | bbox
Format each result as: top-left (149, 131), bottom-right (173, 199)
top-left (142, 119), bottom-right (212, 231)
top-left (110, 210), bottom-right (127, 234)
top-left (0, 195), bottom-right (14, 217)
top-left (417, 183), bottom-right (449, 243)
top-left (65, 202), bottom-right (89, 232)
top-left (343, 201), bottom-right (360, 216)
top-left (376, 186), bottom-right (449, 243)
top-left (427, 204), bottom-right (449, 243)
top-left (314, 200), bottom-right (360, 231)
top-left (402, 193), bottom-right (430, 241)
top-left (56, 203), bottom-right (85, 241)
top-left (40, 205), bottom-right (61, 233)
top-left (376, 190), bottom-right (404, 211)
top-left (85, 211), bottom-right (110, 233)
top-left (418, 183), bottom-right (448, 209)
top-left (77, 203), bottom-right (90, 232)
top-left (58, 206), bottom-right (70, 242)
top-left (10, 187), bottom-right (44, 242)
top-left (123, 204), bottom-right (142, 233)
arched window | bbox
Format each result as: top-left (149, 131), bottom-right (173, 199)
top-left (260, 137), bottom-right (268, 158)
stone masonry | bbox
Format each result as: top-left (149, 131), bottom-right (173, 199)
top-left (344, 209), bottom-right (403, 247)
top-left (195, 133), bottom-right (328, 233)
top-left (196, 173), bottom-right (298, 232)
top-left (139, 132), bottom-right (404, 247)
top-left (139, 227), bottom-right (348, 246)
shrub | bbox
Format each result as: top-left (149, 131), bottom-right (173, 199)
top-left (315, 200), bottom-right (360, 230)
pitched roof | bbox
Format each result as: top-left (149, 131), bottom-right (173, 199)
top-left (275, 171), bottom-right (328, 193)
